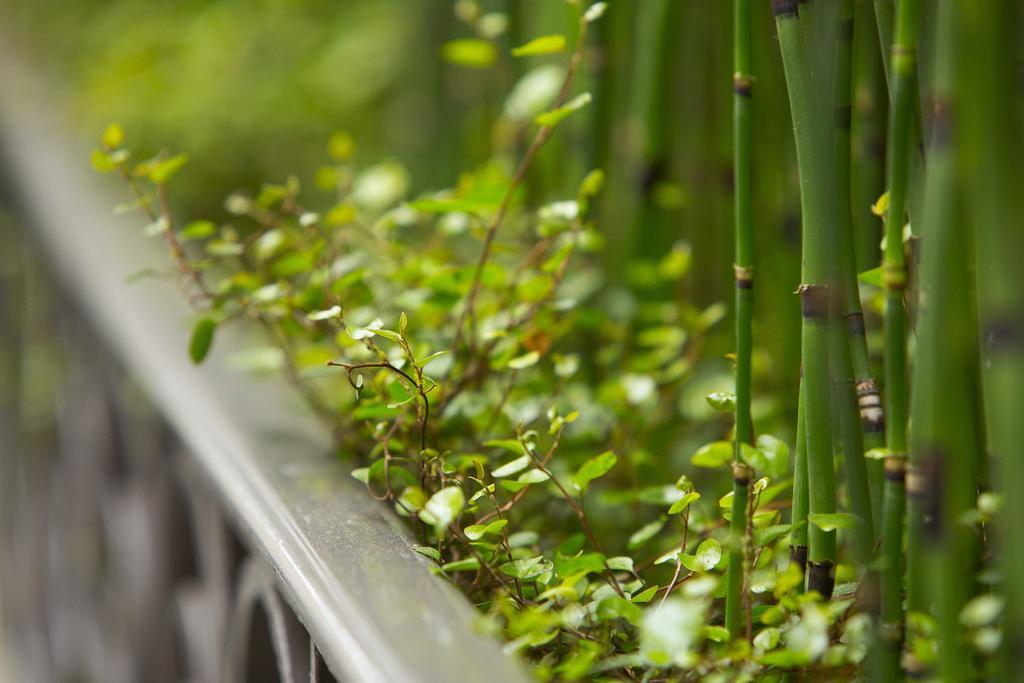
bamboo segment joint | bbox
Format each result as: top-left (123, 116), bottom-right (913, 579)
top-left (846, 312), bottom-right (865, 336)
top-left (733, 73), bottom-right (753, 97)
top-left (884, 456), bottom-right (906, 482)
top-left (733, 263), bottom-right (754, 289)
top-left (855, 379), bottom-right (885, 433)
top-left (732, 461), bottom-right (753, 486)
top-left (798, 284), bottom-right (828, 319)
top-left (789, 545), bottom-right (808, 573)
top-left (882, 263), bottom-right (907, 290)
top-left (770, 0), bottom-right (798, 17)
top-left (807, 560), bottom-right (836, 599)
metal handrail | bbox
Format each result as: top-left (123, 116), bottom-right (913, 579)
top-left (0, 53), bottom-right (530, 683)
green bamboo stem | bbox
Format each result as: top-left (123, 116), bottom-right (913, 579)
top-left (773, 0), bottom-right (837, 599)
top-left (725, 0), bottom-right (754, 640)
top-left (851, 0), bottom-right (888, 272)
top-left (907, 3), bottom-right (979, 677)
top-left (873, 0), bottom-right (925, 228)
top-left (789, 378), bottom-right (809, 590)
top-left (955, 3), bottom-right (1024, 678)
top-left (878, 456), bottom-right (906, 677)
top-left (876, 0), bottom-right (920, 667)
top-left (832, 0), bottom-right (878, 559)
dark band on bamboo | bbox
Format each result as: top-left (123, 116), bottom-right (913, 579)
top-left (846, 312), bottom-right (865, 336)
top-left (733, 73), bottom-right (753, 97)
top-left (798, 284), bottom-right (829, 319)
top-left (856, 379), bottom-right (884, 432)
top-left (789, 545), bottom-right (808, 573)
top-left (807, 560), bottom-right (835, 599)
top-left (771, 0), bottom-right (798, 17)
top-left (640, 158), bottom-right (667, 194)
top-left (838, 16), bottom-right (854, 40)
top-left (985, 315), bottom-right (1023, 351)
top-left (884, 456), bottom-right (906, 482)
top-left (879, 619), bottom-right (905, 645)
top-left (733, 263), bottom-right (754, 289)
top-left (931, 99), bottom-right (953, 147)
top-left (835, 103), bottom-right (852, 130)
top-left (732, 462), bottom-right (753, 486)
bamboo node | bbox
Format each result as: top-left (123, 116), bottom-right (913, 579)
top-left (882, 264), bottom-right (907, 290)
top-left (770, 0), bottom-right (798, 17)
top-left (732, 73), bottom-right (753, 97)
top-left (733, 263), bottom-right (754, 288)
top-left (731, 461), bottom-right (753, 485)
top-left (797, 284), bottom-right (828, 319)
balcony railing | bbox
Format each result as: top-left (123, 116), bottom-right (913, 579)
top-left (0, 51), bottom-right (531, 683)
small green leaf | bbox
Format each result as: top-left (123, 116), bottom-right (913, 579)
top-left (705, 391), bottom-right (736, 412)
top-left (484, 438), bottom-right (527, 455)
top-left (101, 123), bottom-right (124, 148)
top-left (441, 557), bottom-right (480, 572)
top-left (631, 585), bottom-right (659, 603)
top-left (606, 556), bottom-right (634, 572)
top-left (491, 454), bottom-right (531, 478)
top-left (307, 306), bottom-right (342, 322)
top-left (584, 2), bottom-right (608, 22)
top-left (960, 594), bottom-right (1003, 628)
top-left (464, 518), bottom-right (509, 541)
top-left (500, 555), bottom-right (553, 580)
top-left (189, 318), bottom-right (217, 364)
top-left (571, 450), bottom-right (617, 492)
top-left (147, 153), bottom-right (189, 184)
top-left (507, 350), bottom-right (540, 370)
top-left (535, 92), bottom-right (592, 127)
top-left (511, 34), bottom-right (566, 57)
top-left (865, 447), bottom-right (892, 460)
top-left (554, 551), bottom-right (605, 577)
top-left (741, 434), bottom-right (789, 480)
top-left (91, 149), bottom-right (116, 173)
top-left (179, 219), bottom-right (216, 241)
top-left (668, 491), bottom-right (700, 515)
top-left (703, 625), bottom-right (730, 643)
top-left (858, 266), bottom-right (883, 287)
top-left (412, 545), bottom-right (441, 561)
top-left (681, 538), bottom-right (722, 572)
top-left (442, 38), bottom-right (496, 68)
top-left (421, 486), bottom-right (465, 529)
top-left (627, 518), bottom-right (665, 550)
top-left (691, 441), bottom-right (732, 468)
top-left (808, 512), bottom-right (861, 532)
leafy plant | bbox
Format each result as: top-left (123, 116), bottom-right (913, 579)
top-left (88, 0), bottom-right (1019, 680)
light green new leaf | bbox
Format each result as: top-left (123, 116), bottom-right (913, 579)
top-left (422, 486), bottom-right (464, 529)
top-left (571, 450), bottom-right (617, 492)
top-left (511, 34), bottom-right (566, 57)
top-left (535, 92), bottom-right (592, 127)
top-left (464, 518), bottom-right (509, 541)
top-left (691, 441), bottom-right (732, 468)
top-left (491, 454), bottom-right (531, 478)
top-left (442, 39), bottom-right (496, 68)
top-left (668, 491), bottom-right (700, 515)
top-left (680, 538), bottom-right (722, 572)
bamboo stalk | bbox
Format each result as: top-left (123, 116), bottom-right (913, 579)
top-left (725, 0), bottom-right (755, 640)
top-left (906, 3), bottom-right (980, 677)
top-left (789, 378), bottom-right (809, 590)
top-left (851, 0), bottom-right (887, 273)
top-left (831, 0), bottom-right (878, 560)
top-left (772, 0), bottom-right (837, 599)
top-left (955, 2), bottom-right (1024, 678)
top-left (879, 0), bottom-right (918, 513)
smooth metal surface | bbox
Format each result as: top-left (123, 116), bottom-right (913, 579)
top-left (0, 54), bottom-right (530, 683)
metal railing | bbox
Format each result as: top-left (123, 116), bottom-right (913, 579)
top-left (0, 53), bottom-right (531, 683)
